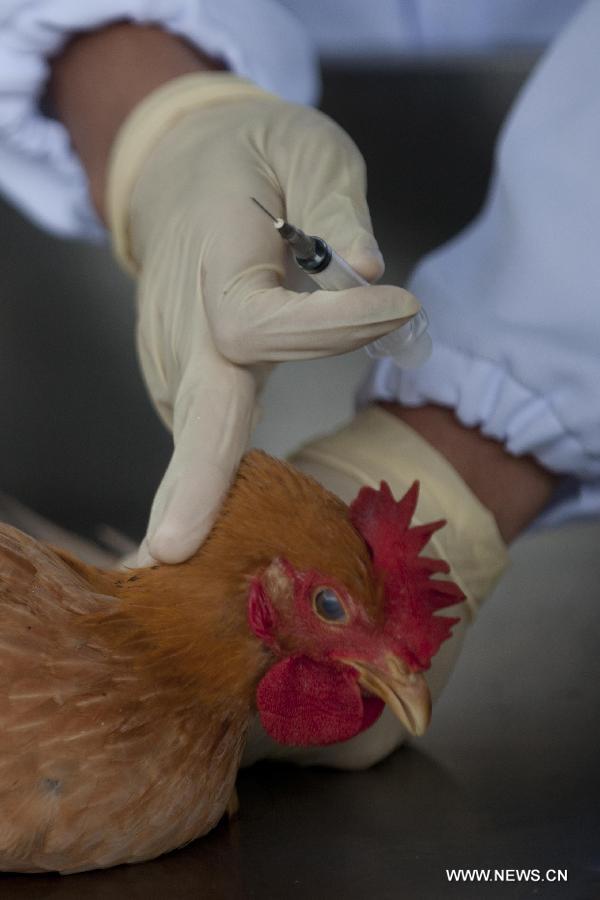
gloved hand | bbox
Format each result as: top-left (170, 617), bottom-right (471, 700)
top-left (107, 73), bottom-right (420, 565)
top-left (242, 405), bottom-right (508, 769)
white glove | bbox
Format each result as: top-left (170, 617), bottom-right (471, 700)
top-left (107, 73), bottom-right (420, 564)
top-left (242, 405), bottom-right (508, 769)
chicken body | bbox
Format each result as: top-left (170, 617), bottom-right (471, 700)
top-left (0, 524), bottom-right (253, 873)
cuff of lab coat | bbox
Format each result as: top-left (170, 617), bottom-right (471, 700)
top-left (0, 0), bottom-right (318, 240)
top-left (357, 342), bottom-right (600, 529)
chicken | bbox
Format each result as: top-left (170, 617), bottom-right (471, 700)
top-left (0, 450), bottom-right (463, 874)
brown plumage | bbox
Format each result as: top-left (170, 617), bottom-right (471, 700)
top-left (0, 450), bottom-right (463, 874)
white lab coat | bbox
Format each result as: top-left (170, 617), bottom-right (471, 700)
top-left (0, 0), bottom-right (597, 526)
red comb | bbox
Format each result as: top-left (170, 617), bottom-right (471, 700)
top-left (350, 481), bottom-right (465, 670)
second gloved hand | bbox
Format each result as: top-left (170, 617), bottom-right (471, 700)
top-left (107, 73), bottom-right (419, 565)
top-left (242, 405), bottom-right (508, 769)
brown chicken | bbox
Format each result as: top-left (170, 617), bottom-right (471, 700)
top-left (0, 451), bottom-right (463, 873)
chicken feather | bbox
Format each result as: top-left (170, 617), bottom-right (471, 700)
top-left (0, 526), bottom-right (245, 872)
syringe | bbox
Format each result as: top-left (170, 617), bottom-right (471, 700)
top-left (252, 197), bottom-right (432, 368)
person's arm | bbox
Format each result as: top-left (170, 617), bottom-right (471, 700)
top-left (381, 403), bottom-right (558, 543)
top-left (51, 23), bottom-right (223, 219)
top-left (50, 23), bottom-right (419, 566)
top-left (359, 2), bottom-right (600, 538)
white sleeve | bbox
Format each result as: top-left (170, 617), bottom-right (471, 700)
top-left (277, 0), bottom-right (584, 58)
top-left (0, 0), bottom-right (318, 239)
top-left (360, 0), bottom-right (600, 528)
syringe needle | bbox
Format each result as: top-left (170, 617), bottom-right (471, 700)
top-left (251, 197), bottom-right (279, 222)
top-left (251, 196), bottom-right (314, 255)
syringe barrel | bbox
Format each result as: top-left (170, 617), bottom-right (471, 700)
top-left (366, 308), bottom-right (432, 368)
top-left (307, 248), bottom-right (368, 290)
top-left (303, 248), bottom-right (432, 368)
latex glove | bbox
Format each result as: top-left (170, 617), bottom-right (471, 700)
top-left (107, 73), bottom-right (420, 565)
top-left (242, 405), bottom-right (508, 769)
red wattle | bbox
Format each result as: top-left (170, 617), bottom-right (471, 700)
top-left (256, 656), bottom-right (383, 747)
top-left (360, 695), bottom-right (385, 731)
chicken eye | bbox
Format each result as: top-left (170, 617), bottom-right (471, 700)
top-left (313, 587), bottom-right (347, 623)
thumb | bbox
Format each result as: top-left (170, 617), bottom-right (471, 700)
top-left (141, 361), bottom-right (256, 564)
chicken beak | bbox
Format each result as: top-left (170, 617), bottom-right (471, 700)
top-left (347, 656), bottom-right (431, 737)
